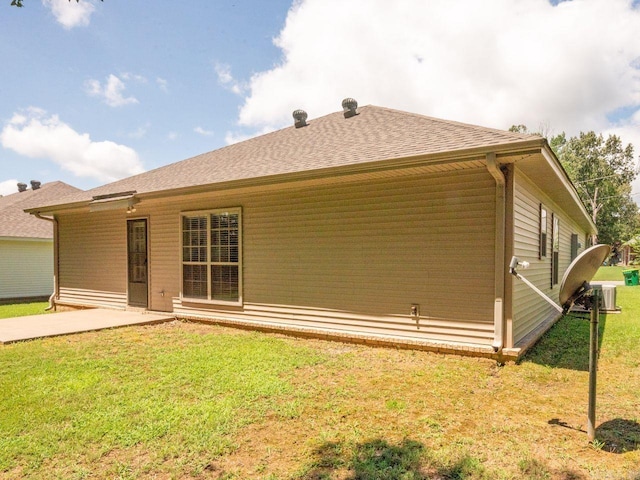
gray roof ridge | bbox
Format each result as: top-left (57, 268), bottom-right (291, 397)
top-left (0, 180), bottom-right (76, 210)
top-left (365, 104), bottom-right (543, 142)
top-left (0, 181), bottom-right (81, 238)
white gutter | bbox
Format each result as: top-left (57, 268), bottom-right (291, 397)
top-left (33, 212), bottom-right (58, 311)
top-left (486, 153), bottom-right (505, 352)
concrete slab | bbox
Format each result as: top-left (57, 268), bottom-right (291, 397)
top-left (0, 309), bottom-right (174, 344)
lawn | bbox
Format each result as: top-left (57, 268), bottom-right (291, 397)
top-left (0, 301), bottom-right (49, 319)
top-left (592, 265), bottom-right (628, 282)
top-left (1, 292), bottom-right (639, 479)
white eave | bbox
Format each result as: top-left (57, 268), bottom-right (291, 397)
top-left (514, 144), bottom-right (595, 234)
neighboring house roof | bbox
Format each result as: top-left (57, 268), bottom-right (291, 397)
top-left (25, 104), bottom-right (593, 231)
top-left (0, 182), bottom-right (81, 239)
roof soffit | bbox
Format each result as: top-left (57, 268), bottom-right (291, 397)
top-left (515, 146), bottom-right (595, 233)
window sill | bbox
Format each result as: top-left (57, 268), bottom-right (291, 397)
top-left (181, 296), bottom-right (243, 308)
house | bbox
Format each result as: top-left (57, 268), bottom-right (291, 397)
top-left (26, 101), bottom-right (595, 359)
top-left (618, 238), bottom-right (639, 267)
top-left (0, 181), bottom-right (81, 303)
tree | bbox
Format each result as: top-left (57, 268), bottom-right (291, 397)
top-left (508, 122), bottom-right (554, 139)
top-left (552, 131), bottom-right (639, 245)
top-left (509, 124), bottom-right (529, 134)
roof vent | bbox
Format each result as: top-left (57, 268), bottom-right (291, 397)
top-left (342, 98), bottom-right (358, 118)
top-left (292, 109), bottom-right (308, 128)
top-left (30, 180), bottom-right (41, 190)
top-left (17, 182), bottom-right (27, 192)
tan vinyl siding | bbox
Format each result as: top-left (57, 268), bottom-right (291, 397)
top-left (512, 170), bottom-right (587, 345)
top-left (143, 167), bottom-right (498, 346)
top-left (57, 211), bottom-right (128, 309)
top-left (148, 210), bottom-right (179, 312)
top-left (0, 239), bottom-right (53, 299)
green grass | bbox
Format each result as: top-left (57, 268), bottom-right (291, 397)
top-left (592, 265), bottom-right (629, 282)
top-left (525, 284), bottom-right (640, 364)
top-left (1, 289), bottom-right (639, 479)
top-left (0, 326), bottom-right (324, 478)
top-left (0, 302), bottom-right (48, 319)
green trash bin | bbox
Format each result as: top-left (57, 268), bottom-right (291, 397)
top-left (623, 269), bottom-right (639, 286)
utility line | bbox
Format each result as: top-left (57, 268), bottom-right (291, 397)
top-left (574, 174), bottom-right (624, 184)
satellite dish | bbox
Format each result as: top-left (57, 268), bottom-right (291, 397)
top-left (510, 243), bottom-right (611, 314)
top-left (510, 243), bottom-right (611, 445)
top-left (559, 244), bottom-right (611, 311)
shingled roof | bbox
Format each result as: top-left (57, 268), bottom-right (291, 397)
top-left (31, 105), bottom-right (543, 211)
top-left (0, 182), bottom-right (81, 239)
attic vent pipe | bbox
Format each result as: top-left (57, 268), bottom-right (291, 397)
top-left (17, 182), bottom-right (27, 192)
top-left (342, 98), bottom-right (358, 118)
top-left (31, 180), bottom-right (41, 190)
top-left (293, 109), bottom-right (308, 128)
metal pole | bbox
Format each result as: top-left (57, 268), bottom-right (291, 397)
top-left (587, 288), bottom-right (600, 443)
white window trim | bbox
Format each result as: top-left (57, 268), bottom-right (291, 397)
top-left (539, 204), bottom-right (547, 259)
top-left (180, 207), bottom-right (242, 306)
top-left (551, 213), bottom-right (560, 287)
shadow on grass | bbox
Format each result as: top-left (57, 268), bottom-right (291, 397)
top-left (596, 418), bottom-right (640, 453)
top-left (301, 438), bottom-right (426, 479)
top-left (548, 417), bottom-right (640, 454)
top-left (299, 438), bottom-right (587, 479)
top-left (522, 313), bottom-right (607, 371)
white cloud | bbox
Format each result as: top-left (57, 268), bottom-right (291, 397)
top-left (215, 63), bottom-right (234, 84)
top-left (121, 73), bottom-right (147, 83)
top-left (167, 132), bottom-right (178, 141)
top-left (0, 108), bottom-right (144, 183)
top-left (0, 179), bottom-right (20, 197)
top-left (42, 0), bottom-right (96, 29)
top-left (233, 0), bottom-right (640, 147)
top-left (128, 123), bottom-right (150, 139)
top-left (215, 63), bottom-right (244, 95)
top-left (607, 108), bottom-right (640, 195)
top-left (194, 126), bottom-right (214, 136)
top-left (85, 74), bottom-right (139, 107)
top-left (156, 77), bottom-right (169, 93)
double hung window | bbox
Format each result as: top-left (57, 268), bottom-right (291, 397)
top-left (552, 214), bottom-right (560, 286)
top-left (181, 208), bottom-right (241, 304)
top-left (539, 205), bottom-right (547, 259)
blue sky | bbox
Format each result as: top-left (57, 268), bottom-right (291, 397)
top-left (1, 0), bottom-right (640, 197)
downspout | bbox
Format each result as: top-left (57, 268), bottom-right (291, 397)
top-left (486, 153), bottom-right (505, 352)
top-left (34, 212), bottom-right (58, 311)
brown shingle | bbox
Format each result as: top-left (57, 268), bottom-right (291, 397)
top-left (29, 105), bottom-right (539, 211)
top-left (0, 182), bottom-right (81, 239)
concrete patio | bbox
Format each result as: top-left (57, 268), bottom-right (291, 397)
top-left (0, 308), bottom-right (174, 344)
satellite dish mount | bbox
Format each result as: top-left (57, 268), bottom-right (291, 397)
top-left (509, 244), bottom-right (611, 443)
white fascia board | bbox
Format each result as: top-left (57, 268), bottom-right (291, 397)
top-left (540, 145), bottom-right (596, 233)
